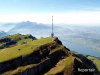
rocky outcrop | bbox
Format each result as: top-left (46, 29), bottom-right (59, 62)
top-left (54, 37), bottom-right (62, 45)
top-left (0, 36), bottom-right (98, 75)
top-left (16, 59), bottom-right (52, 75)
top-left (0, 34), bottom-right (36, 49)
top-left (0, 37), bottom-right (70, 75)
top-left (0, 38), bottom-right (16, 49)
top-left (27, 34), bottom-right (37, 40)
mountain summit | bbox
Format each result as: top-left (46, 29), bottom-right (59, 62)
top-left (0, 34), bottom-right (99, 75)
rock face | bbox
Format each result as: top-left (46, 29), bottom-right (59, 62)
top-left (0, 35), bottom-right (99, 75)
top-left (0, 37), bottom-right (68, 75)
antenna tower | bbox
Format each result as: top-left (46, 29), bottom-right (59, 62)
top-left (51, 16), bottom-right (54, 37)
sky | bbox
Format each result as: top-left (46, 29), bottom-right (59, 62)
top-left (0, 0), bottom-right (100, 25)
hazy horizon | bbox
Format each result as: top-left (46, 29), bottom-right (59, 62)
top-left (0, 21), bottom-right (100, 27)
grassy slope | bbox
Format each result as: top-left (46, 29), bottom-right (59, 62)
top-left (44, 56), bottom-right (75, 75)
top-left (87, 56), bottom-right (100, 71)
top-left (1, 45), bottom-right (65, 75)
top-left (0, 37), bottom-right (54, 63)
top-left (3, 55), bottom-right (73, 75)
top-left (2, 64), bottom-right (36, 75)
top-left (0, 34), bottom-right (32, 48)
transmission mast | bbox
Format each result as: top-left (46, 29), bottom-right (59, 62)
top-left (51, 16), bottom-right (54, 37)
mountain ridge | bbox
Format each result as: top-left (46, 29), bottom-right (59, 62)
top-left (0, 34), bottom-right (99, 75)
top-left (0, 31), bottom-right (8, 38)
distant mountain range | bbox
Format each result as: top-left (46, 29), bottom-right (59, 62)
top-left (0, 23), bottom-right (16, 32)
top-left (0, 21), bottom-right (100, 56)
top-left (0, 21), bottom-right (53, 37)
top-left (0, 31), bottom-right (8, 38)
top-left (8, 21), bottom-right (51, 35)
top-left (0, 21), bottom-right (100, 38)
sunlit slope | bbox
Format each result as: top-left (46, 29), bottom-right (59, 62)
top-left (0, 34), bottom-right (99, 75)
top-left (0, 34), bottom-right (36, 49)
top-left (87, 56), bottom-right (100, 71)
top-left (44, 56), bottom-right (75, 75)
top-left (0, 36), bottom-right (54, 63)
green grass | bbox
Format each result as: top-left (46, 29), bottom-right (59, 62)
top-left (1, 58), bottom-right (50, 75)
top-left (44, 56), bottom-right (75, 75)
top-left (5, 34), bottom-right (26, 40)
top-left (49, 45), bottom-right (64, 55)
top-left (0, 34), bottom-right (34, 48)
top-left (87, 56), bottom-right (100, 71)
top-left (0, 37), bottom-right (54, 63)
top-left (1, 64), bottom-right (37, 75)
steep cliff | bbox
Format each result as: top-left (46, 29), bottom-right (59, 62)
top-left (0, 34), bottom-right (99, 75)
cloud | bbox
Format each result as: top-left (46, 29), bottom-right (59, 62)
top-left (0, 11), bottom-right (100, 25)
top-left (54, 11), bottom-right (100, 25)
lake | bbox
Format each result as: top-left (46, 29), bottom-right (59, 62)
top-left (59, 37), bottom-right (100, 57)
